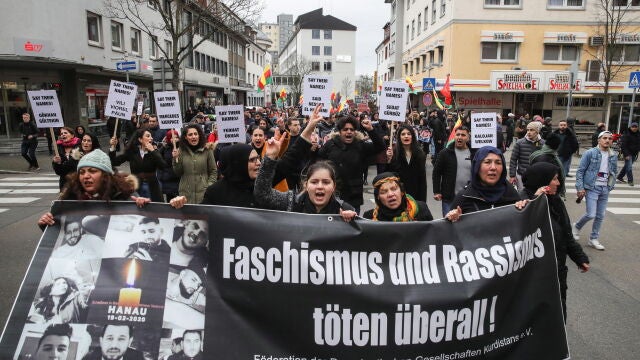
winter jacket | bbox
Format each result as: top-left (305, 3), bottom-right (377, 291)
top-left (317, 128), bottom-right (385, 206)
top-left (158, 144), bottom-right (180, 197)
top-left (432, 143), bottom-right (475, 201)
top-left (509, 136), bottom-right (544, 177)
top-left (553, 128), bottom-right (579, 158)
top-left (450, 184), bottom-right (522, 214)
top-left (575, 146), bottom-right (618, 192)
top-left (19, 120), bottom-right (39, 143)
top-left (620, 127), bottom-right (640, 158)
top-left (110, 148), bottom-right (167, 202)
top-left (386, 149), bottom-right (427, 202)
top-left (173, 145), bottom-right (217, 204)
top-left (53, 146), bottom-right (81, 190)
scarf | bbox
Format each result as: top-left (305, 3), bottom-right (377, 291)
top-left (470, 146), bottom-right (508, 203)
top-left (293, 192), bottom-right (343, 214)
top-left (57, 137), bottom-right (80, 148)
top-left (372, 194), bottom-right (419, 222)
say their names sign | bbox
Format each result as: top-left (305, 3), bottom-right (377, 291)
top-left (471, 112), bottom-right (497, 148)
top-left (379, 81), bottom-right (408, 122)
top-left (215, 105), bottom-right (245, 143)
top-left (104, 80), bottom-right (138, 120)
top-left (26, 90), bottom-right (64, 127)
top-left (302, 75), bottom-right (332, 117)
top-left (154, 91), bottom-right (182, 129)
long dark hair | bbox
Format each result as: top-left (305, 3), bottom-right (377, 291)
top-left (125, 128), bottom-right (151, 152)
top-left (179, 124), bottom-right (206, 150)
top-left (302, 160), bottom-right (341, 197)
top-left (34, 277), bottom-right (78, 320)
top-left (392, 124), bottom-right (425, 162)
top-left (61, 170), bottom-right (135, 201)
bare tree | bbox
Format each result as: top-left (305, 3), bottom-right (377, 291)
top-left (355, 74), bottom-right (374, 98)
top-left (282, 56), bottom-right (313, 103)
top-left (588, 0), bottom-right (640, 126)
top-left (104, 0), bottom-right (263, 94)
top-left (341, 77), bottom-right (353, 99)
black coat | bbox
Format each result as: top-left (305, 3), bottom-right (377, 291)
top-left (620, 127), bottom-right (640, 157)
top-left (52, 145), bottom-right (80, 190)
top-left (450, 184), bottom-right (522, 214)
top-left (110, 148), bottom-right (167, 202)
top-left (553, 128), bottom-right (579, 158)
top-left (317, 129), bottom-right (385, 206)
top-left (387, 150), bottom-right (427, 202)
top-left (432, 144), bottom-right (475, 201)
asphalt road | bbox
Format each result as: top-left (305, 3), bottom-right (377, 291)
top-left (0, 154), bottom-right (638, 359)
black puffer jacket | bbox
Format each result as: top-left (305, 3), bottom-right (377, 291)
top-left (432, 143), bottom-right (476, 201)
top-left (317, 129), bottom-right (384, 206)
top-left (553, 128), bottom-right (579, 158)
top-left (620, 126), bottom-right (640, 158)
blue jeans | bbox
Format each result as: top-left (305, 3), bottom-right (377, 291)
top-left (617, 157), bottom-right (634, 183)
top-left (441, 201), bottom-right (452, 218)
top-left (138, 181), bottom-right (151, 199)
top-left (575, 185), bottom-right (609, 241)
top-left (559, 156), bottom-right (572, 177)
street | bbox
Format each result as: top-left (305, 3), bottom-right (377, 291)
top-left (0, 154), bottom-right (638, 359)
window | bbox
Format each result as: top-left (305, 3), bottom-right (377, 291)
top-left (150, 35), bottom-right (159, 58)
top-left (312, 46), bottom-right (320, 55)
top-left (424, 8), bottom-right (428, 30)
top-left (432, 1), bottom-right (437, 23)
top-left (417, 14), bottom-right (421, 35)
top-left (406, 25), bottom-right (410, 44)
top-left (481, 42), bottom-right (518, 61)
top-left (547, 0), bottom-right (584, 7)
top-left (87, 12), bottom-right (102, 46)
top-left (411, 20), bottom-right (415, 40)
top-left (324, 30), bottom-right (332, 39)
top-left (438, 46), bottom-right (444, 64)
top-left (441, 0), bottom-right (446, 16)
top-left (312, 29), bottom-right (320, 39)
top-left (543, 44), bottom-right (579, 62)
top-left (614, 0), bottom-right (640, 7)
top-left (324, 46), bottom-right (332, 56)
top-left (165, 39), bottom-right (172, 55)
top-left (311, 61), bottom-right (320, 71)
top-left (130, 28), bottom-right (141, 55)
top-left (407, 0), bottom-right (410, 10)
top-left (610, 44), bottom-right (640, 63)
top-left (324, 61), bottom-right (332, 71)
top-left (111, 21), bottom-right (124, 50)
top-left (484, 0), bottom-right (521, 6)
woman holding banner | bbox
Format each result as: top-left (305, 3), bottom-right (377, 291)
top-left (446, 146), bottom-right (526, 221)
top-left (172, 124), bottom-right (217, 204)
top-left (52, 127), bottom-right (80, 190)
top-left (363, 172), bottom-right (433, 222)
top-left (109, 128), bottom-right (167, 202)
top-left (522, 162), bottom-right (590, 320)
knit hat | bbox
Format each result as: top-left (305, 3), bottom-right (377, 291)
top-left (526, 121), bottom-right (542, 132)
top-left (631, 122), bottom-right (639, 127)
top-left (77, 149), bottom-right (114, 174)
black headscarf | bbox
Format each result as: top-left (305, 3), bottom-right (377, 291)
top-left (523, 162), bottom-right (559, 199)
top-left (219, 144), bottom-right (254, 188)
top-left (470, 146), bottom-right (508, 203)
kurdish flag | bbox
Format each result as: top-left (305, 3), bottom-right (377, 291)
top-left (446, 114), bottom-right (464, 147)
top-left (405, 76), bottom-right (417, 94)
top-left (432, 89), bottom-right (445, 110)
top-left (279, 88), bottom-right (287, 100)
top-left (257, 64), bottom-right (272, 92)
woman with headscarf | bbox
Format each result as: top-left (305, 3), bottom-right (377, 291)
top-left (530, 133), bottom-right (566, 198)
top-left (363, 172), bottom-right (433, 222)
top-left (386, 123), bottom-right (427, 202)
top-left (446, 146), bottom-right (526, 221)
top-left (522, 162), bottom-right (590, 320)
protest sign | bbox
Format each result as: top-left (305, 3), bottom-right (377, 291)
top-left (153, 91), bottom-right (182, 129)
top-left (301, 75), bottom-right (332, 117)
top-left (104, 80), bottom-right (138, 120)
top-left (471, 112), bottom-right (497, 148)
top-left (379, 81), bottom-right (409, 122)
top-left (215, 105), bottom-right (245, 144)
top-left (136, 101), bottom-right (144, 116)
top-left (26, 90), bottom-right (64, 128)
top-left (0, 198), bottom-right (569, 360)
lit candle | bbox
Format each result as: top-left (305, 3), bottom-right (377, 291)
top-left (118, 259), bottom-right (141, 307)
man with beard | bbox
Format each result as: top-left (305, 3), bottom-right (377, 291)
top-left (170, 219), bottom-right (208, 268)
top-left (163, 267), bottom-right (206, 329)
top-left (433, 126), bottom-right (474, 217)
top-left (51, 217), bottom-right (103, 260)
top-left (82, 325), bottom-right (144, 360)
top-left (167, 330), bottom-right (203, 360)
top-left (124, 217), bottom-right (171, 263)
top-left (553, 120), bottom-right (579, 177)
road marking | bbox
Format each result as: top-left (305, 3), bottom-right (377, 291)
top-left (0, 197), bottom-right (40, 204)
top-left (634, 221), bottom-right (640, 225)
top-left (0, 189), bottom-right (59, 194)
top-left (606, 208), bottom-right (640, 215)
top-left (0, 177), bottom-right (58, 181)
top-left (565, 189), bottom-right (640, 195)
top-left (0, 209), bottom-right (8, 213)
top-left (0, 182), bottom-right (59, 187)
top-left (606, 198), bottom-right (640, 203)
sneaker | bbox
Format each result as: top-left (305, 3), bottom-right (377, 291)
top-left (31, 167), bottom-right (40, 171)
top-left (572, 223), bottom-right (580, 240)
top-left (588, 239), bottom-right (605, 251)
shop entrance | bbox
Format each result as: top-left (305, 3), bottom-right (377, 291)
top-left (0, 85), bottom-right (29, 138)
top-left (514, 93), bottom-right (544, 117)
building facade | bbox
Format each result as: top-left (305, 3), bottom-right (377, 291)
top-left (0, 0), bottom-right (264, 137)
top-left (379, 0), bottom-right (640, 129)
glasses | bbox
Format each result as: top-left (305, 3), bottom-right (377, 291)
top-left (248, 156), bottom-right (261, 164)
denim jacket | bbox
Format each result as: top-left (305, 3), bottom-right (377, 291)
top-left (575, 147), bottom-right (618, 192)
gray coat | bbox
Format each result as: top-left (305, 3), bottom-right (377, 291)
top-left (509, 136), bottom-right (544, 177)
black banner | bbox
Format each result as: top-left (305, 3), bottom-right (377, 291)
top-left (0, 197), bottom-right (568, 360)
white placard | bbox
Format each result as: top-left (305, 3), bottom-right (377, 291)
top-left (26, 90), bottom-right (64, 128)
top-left (301, 75), bottom-right (332, 117)
top-left (104, 80), bottom-right (138, 120)
top-left (470, 112), bottom-right (497, 148)
top-left (136, 101), bottom-right (144, 115)
top-left (215, 105), bottom-right (246, 144)
top-left (378, 81), bottom-right (409, 122)
top-left (154, 91), bottom-right (182, 129)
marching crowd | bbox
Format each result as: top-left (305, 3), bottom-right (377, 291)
top-left (33, 102), bottom-right (640, 323)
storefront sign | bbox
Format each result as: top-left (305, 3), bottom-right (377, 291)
top-left (302, 75), bottom-right (332, 117)
top-left (26, 90), bottom-right (64, 127)
top-left (104, 80), bottom-right (138, 120)
top-left (470, 112), bottom-right (497, 148)
top-left (13, 37), bottom-right (53, 57)
top-left (379, 81), bottom-right (409, 122)
top-left (491, 72), bottom-right (540, 92)
top-left (154, 91), bottom-right (182, 129)
top-left (215, 105), bottom-right (246, 144)
top-left (457, 94), bottom-right (504, 108)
